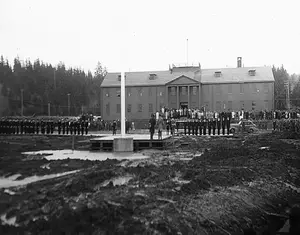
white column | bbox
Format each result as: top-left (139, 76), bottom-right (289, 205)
top-left (121, 71), bottom-right (126, 137)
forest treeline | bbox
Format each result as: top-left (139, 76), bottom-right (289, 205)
top-left (0, 56), bottom-right (106, 116)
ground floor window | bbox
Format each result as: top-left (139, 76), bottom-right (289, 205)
top-left (138, 104), bottom-right (143, 112)
top-left (127, 104), bottom-right (131, 113)
top-left (149, 103), bottom-right (153, 113)
top-left (106, 103), bottom-right (110, 116)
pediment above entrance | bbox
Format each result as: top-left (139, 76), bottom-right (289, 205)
top-left (166, 75), bottom-right (199, 85)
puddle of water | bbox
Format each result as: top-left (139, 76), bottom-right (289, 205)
top-left (22, 150), bottom-right (149, 161)
top-left (0, 214), bottom-right (19, 227)
top-left (40, 163), bottom-right (50, 169)
top-left (0, 170), bottom-right (79, 189)
top-left (4, 189), bottom-right (16, 195)
top-left (259, 146), bottom-right (270, 150)
top-left (101, 175), bottom-right (133, 187)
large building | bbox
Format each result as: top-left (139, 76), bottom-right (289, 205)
top-left (100, 58), bottom-right (274, 121)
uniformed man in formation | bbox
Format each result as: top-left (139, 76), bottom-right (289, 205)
top-left (0, 117), bottom-right (90, 136)
top-left (174, 111), bottom-right (232, 136)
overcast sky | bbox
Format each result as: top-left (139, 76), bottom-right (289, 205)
top-left (0, 0), bottom-right (299, 74)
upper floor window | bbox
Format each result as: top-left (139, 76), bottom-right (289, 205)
top-left (248, 69), bottom-right (256, 76)
top-left (192, 86), bottom-right (197, 95)
top-left (240, 84), bottom-right (244, 94)
top-left (263, 83), bottom-right (269, 93)
top-left (214, 71), bottom-right (222, 77)
top-left (228, 84), bottom-right (232, 94)
top-left (127, 87), bottom-right (131, 97)
top-left (171, 87), bottom-right (176, 96)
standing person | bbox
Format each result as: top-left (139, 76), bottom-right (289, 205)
top-left (199, 119), bottom-right (203, 136)
top-left (85, 120), bottom-right (89, 135)
top-left (188, 120), bottom-right (191, 135)
top-left (36, 120), bottom-right (40, 135)
top-left (66, 121), bottom-right (69, 135)
top-left (112, 120), bottom-right (117, 135)
top-left (58, 120), bottom-right (61, 135)
top-left (62, 121), bottom-right (65, 135)
top-left (208, 118), bottom-right (212, 135)
top-left (167, 119), bottom-right (171, 135)
top-left (192, 119), bottom-right (195, 135)
top-left (149, 114), bottom-right (156, 144)
top-left (171, 118), bottom-right (176, 136)
top-left (212, 118), bottom-right (216, 135)
top-left (222, 115), bottom-right (226, 135)
top-left (183, 120), bottom-right (186, 135)
top-left (217, 117), bottom-right (221, 135)
top-left (157, 115), bottom-right (163, 140)
top-left (77, 120), bottom-right (81, 135)
top-left (203, 118), bottom-right (207, 135)
top-left (195, 119), bottom-right (199, 136)
top-left (226, 115), bottom-right (231, 135)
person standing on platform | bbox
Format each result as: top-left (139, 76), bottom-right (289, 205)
top-left (77, 120), bottom-right (81, 135)
top-left (112, 120), bottom-right (117, 135)
top-left (149, 114), bottom-right (156, 141)
top-left (51, 121), bottom-right (54, 134)
top-left (192, 119), bottom-right (195, 135)
top-left (212, 118), bottom-right (216, 135)
top-left (167, 119), bottom-right (171, 135)
top-left (157, 115), bottom-right (163, 140)
top-left (217, 117), bottom-right (221, 135)
top-left (188, 120), bottom-right (191, 135)
top-left (85, 120), bottom-right (89, 135)
top-left (183, 120), bottom-right (187, 135)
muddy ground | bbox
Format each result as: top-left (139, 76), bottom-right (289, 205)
top-left (0, 132), bottom-right (300, 234)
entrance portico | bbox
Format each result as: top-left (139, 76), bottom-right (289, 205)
top-left (166, 75), bottom-right (201, 109)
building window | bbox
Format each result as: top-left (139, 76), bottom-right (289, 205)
top-left (252, 101), bottom-right (256, 110)
top-left (138, 104), bottom-right (143, 112)
top-left (171, 87), bottom-right (176, 96)
top-left (216, 101), bottom-right (221, 111)
top-left (240, 101), bottom-right (245, 110)
top-left (127, 87), bottom-right (131, 97)
top-left (214, 71), bottom-right (222, 77)
top-left (106, 103), bottom-right (110, 116)
top-left (192, 86), bottom-right (197, 95)
top-left (137, 87), bottom-right (143, 96)
top-left (116, 89), bottom-right (120, 97)
top-left (248, 69), bottom-right (256, 76)
top-left (149, 103), bottom-right (153, 113)
top-left (216, 85), bottom-right (221, 94)
top-left (264, 100), bottom-right (268, 110)
top-left (228, 101), bottom-right (232, 110)
top-left (127, 104), bottom-right (131, 113)
top-left (182, 87), bottom-right (187, 95)
top-left (264, 83), bottom-right (269, 93)
top-left (228, 84), bottom-right (232, 94)
top-left (149, 87), bottom-right (152, 96)
top-left (240, 84), bottom-right (244, 94)
top-left (105, 89), bottom-right (110, 97)
top-left (118, 75), bottom-right (121, 81)
top-left (116, 104), bottom-right (120, 113)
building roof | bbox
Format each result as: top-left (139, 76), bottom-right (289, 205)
top-left (100, 66), bottom-right (274, 87)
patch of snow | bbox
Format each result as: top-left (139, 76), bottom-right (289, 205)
top-left (0, 214), bottom-right (19, 227)
top-left (40, 163), bottom-right (50, 169)
top-left (4, 189), bottom-right (16, 195)
top-left (0, 170), bottom-right (80, 189)
top-left (101, 175), bottom-right (133, 187)
top-left (22, 150), bottom-right (149, 161)
top-left (259, 146), bottom-right (270, 150)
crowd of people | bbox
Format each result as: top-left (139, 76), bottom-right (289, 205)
top-left (0, 116), bottom-right (90, 135)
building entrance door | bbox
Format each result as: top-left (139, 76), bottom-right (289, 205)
top-left (180, 102), bottom-right (188, 109)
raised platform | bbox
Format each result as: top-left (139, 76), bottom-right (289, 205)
top-left (90, 134), bottom-right (171, 151)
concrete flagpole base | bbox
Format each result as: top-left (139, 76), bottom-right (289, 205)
top-left (113, 137), bottom-right (134, 152)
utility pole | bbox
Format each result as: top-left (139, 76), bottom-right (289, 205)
top-left (67, 93), bottom-right (70, 116)
top-left (21, 89), bottom-right (24, 116)
top-left (48, 102), bottom-right (51, 116)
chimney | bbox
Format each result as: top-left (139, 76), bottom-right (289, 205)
top-left (237, 57), bottom-right (242, 68)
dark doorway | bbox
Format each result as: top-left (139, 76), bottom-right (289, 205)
top-left (180, 102), bottom-right (188, 110)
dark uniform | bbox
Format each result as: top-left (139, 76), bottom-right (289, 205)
top-left (208, 119), bottom-right (212, 135)
top-left (66, 121), bottom-right (69, 135)
top-left (85, 121), bottom-right (89, 135)
top-left (226, 116), bottom-right (231, 135)
top-left (195, 120), bottom-right (198, 136)
top-left (70, 121), bottom-right (73, 135)
top-left (62, 121), bottom-right (65, 135)
top-left (203, 119), bottom-right (207, 135)
top-left (183, 121), bottom-right (187, 135)
top-left (217, 118), bottom-right (221, 135)
top-left (192, 120), bottom-right (195, 135)
top-left (77, 121), bottom-right (80, 135)
top-left (222, 116), bottom-right (226, 135)
top-left (36, 121), bottom-right (40, 134)
top-left (188, 121), bottom-right (191, 135)
top-left (212, 118), bottom-right (216, 135)
top-left (199, 119), bottom-right (203, 135)
top-left (81, 121), bottom-right (84, 135)
top-left (58, 121), bottom-right (61, 135)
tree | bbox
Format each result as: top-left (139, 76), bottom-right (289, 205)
top-left (273, 65), bottom-right (290, 110)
